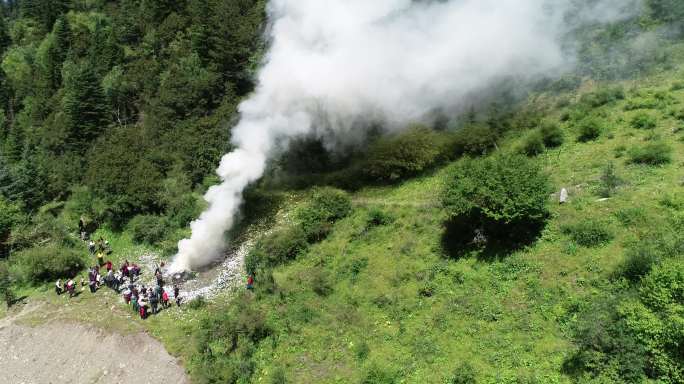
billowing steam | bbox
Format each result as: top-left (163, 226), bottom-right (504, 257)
top-left (169, 0), bottom-right (639, 273)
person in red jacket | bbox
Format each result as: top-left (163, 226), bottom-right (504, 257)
top-left (161, 289), bottom-right (169, 309)
top-left (246, 274), bottom-right (254, 290)
top-left (105, 260), bottom-right (112, 272)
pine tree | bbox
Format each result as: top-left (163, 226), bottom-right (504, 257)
top-left (62, 63), bottom-right (109, 152)
top-left (53, 15), bottom-right (70, 61)
top-left (89, 21), bottom-right (123, 77)
top-left (20, 0), bottom-right (69, 31)
top-left (188, 0), bottom-right (212, 62)
top-left (0, 16), bottom-right (11, 54)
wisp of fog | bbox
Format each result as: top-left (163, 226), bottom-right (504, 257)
top-left (169, 0), bottom-right (639, 273)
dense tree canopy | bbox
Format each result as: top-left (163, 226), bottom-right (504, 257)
top-left (0, 0), bottom-right (266, 224)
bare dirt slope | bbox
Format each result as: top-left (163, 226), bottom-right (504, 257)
top-left (0, 306), bottom-right (189, 384)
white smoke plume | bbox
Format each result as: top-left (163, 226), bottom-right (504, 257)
top-left (169, 0), bottom-right (639, 273)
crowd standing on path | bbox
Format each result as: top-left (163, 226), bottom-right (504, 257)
top-left (55, 221), bottom-right (258, 320)
top-left (52, 221), bottom-right (187, 320)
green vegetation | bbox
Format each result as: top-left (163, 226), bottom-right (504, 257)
top-left (627, 141), bottom-right (673, 165)
top-left (1, 1), bottom-right (684, 384)
top-left (10, 244), bottom-right (85, 284)
top-left (540, 121), bottom-right (565, 148)
top-left (442, 154), bottom-right (551, 254)
top-left (364, 126), bottom-right (452, 182)
top-left (576, 117), bottom-right (603, 142)
top-left (631, 112), bottom-right (658, 129)
top-left (561, 220), bottom-right (614, 247)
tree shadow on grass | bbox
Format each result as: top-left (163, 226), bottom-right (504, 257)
top-left (441, 214), bottom-right (547, 262)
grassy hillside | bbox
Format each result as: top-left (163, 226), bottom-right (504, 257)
top-left (2, 2), bottom-right (684, 384)
top-left (2, 65), bottom-right (682, 383)
top-left (199, 67), bottom-right (683, 383)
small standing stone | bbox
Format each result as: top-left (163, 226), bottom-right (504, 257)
top-left (559, 188), bottom-right (568, 204)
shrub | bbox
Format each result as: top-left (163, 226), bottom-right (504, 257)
top-left (364, 126), bottom-right (450, 181)
top-left (627, 142), bottom-right (672, 165)
top-left (361, 363), bottom-right (398, 384)
top-left (309, 267), bottom-right (332, 296)
top-left (0, 261), bottom-right (14, 307)
top-left (540, 122), bottom-right (564, 148)
top-left (452, 123), bottom-right (498, 156)
top-left (366, 208), bottom-right (393, 227)
top-left (245, 226), bottom-right (308, 273)
top-left (576, 118), bottom-right (603, 142)
top-left (620, 245), bottom-right (659, 283)
top-left (630, 112), bottom-right (657, 130)
top-left (269, 367), bottom-right (286, 384)
top-left (614, 207), bottom-right (647, 227)
top-left (563, 300), bottom-right (647, 383)
top-left (127, 214), bottom-right (171, 245)
top-left (624, 97), bottom-right (659, 111)
top-left (442, 154), bottom-right (551, 252)
top-left (0, 197), bottom-right (21, 238)
top-left (190, 293), bottom-right (269, 383)
top-left (62, 186), bottom-right (108, 229)
top-left (561, 220), bottom-right (613, 247)
top-left (296, 188), bottom-right (352, 241)
top-left (187, 295), bottom-right (207, 310)
top-left (520, 131), bottom-right (545, 156)
top-left (580, 86), bottom-right (625, 108)
top-left (10, 244), bottom-right (86, 283)
top-left (625, 259), bottom-right (684, 379)
top-left (597, 163), bottom-right (624, 198)
top-left (450, 363), bottom-right (477, 384)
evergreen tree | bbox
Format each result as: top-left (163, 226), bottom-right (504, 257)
top-left (188, 0), bottom-right (211, 62)
top-left (0, 16), bottom-right (11, 54)
top-left (61, 63), bottom-right (109, 152)
top-left (5, 124), bottom-right (24, 161)
top-left (20, 0), bottom-right (69, 31)
top-left (52, 15), bottom-right (70, 61)
top-left (89, 21), bottom-right (123, 77)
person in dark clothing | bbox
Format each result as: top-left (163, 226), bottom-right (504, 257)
top-left (155, 270), bottom-right (164, 287)
top-left (78, 218), bottom-right (86, 240)
top-left (173, 285), bottom-right (181, 307)
top-left (149, 290), bottom-right (159, 315)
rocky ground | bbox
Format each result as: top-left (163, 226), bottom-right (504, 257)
top-left (0, 303), bottom-right (189, 384)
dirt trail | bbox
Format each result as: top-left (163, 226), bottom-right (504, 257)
top-left (0, 304), bottom-right (189, 384)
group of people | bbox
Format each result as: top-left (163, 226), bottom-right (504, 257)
top-left (54, 245), bottom-right (184, 320)
top-left (122, 280), bottom-right (181, 320)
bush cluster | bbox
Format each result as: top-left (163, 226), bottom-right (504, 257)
top-left (561, 220), bottom-right (613, 247)
top-left (442, 154), bottom-right (551, 253)
top-left (245, 227), bottom-right (308, 274)
top-left (540, 122), bottom-right (565, 148)
top-left (452, 124), bottom-right (499, 157)
top-left (579, 86), bottom-right (625, 108)
top-left (520, 131), bottom-right (545, 156)
top-left (127, 214), bottom-right (171, 245)
top-left (189, 293), bottom-right (269, 383)
top-left (597, 163), bottom-right (624, 198)
top-left (10, 244), bottom-right (86, 284)
top-left (627, 142), bottom-right (672, 165)
top-left (576, 117), bottom-right (603, 142)
top-left (296, 188), bottom-right (352, 241)
top-left (630, 112), bottom-right (657, 129)
top-left (364, 126), bottom-right (451, 182)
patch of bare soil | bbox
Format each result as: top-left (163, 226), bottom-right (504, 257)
top-left (0, 309), bottom-right (189, 384)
